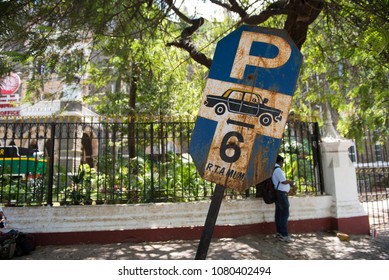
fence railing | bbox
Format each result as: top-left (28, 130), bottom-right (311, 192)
top-left (350, 130), bottom-right (389, 228)
top-left (0, 117), bottom-right (323, 206)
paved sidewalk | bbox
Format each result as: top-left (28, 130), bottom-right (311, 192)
top-left (16, 229), bottom-right (389, 260)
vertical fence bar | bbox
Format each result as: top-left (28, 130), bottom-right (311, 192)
top-left (96, 121), bottom-right (102, 202)
top-left (142, 121), bottom-right (147, 200)
top-left (104, 122), bottom-right (110, 200)
top-left (55, 121), bottom-right (62, 203)
top-left (134, 121), bottom-right (140, 199)
top-left (170, 121), bottom-right (175, 200)
top-left (119, 122), bottom-right (124, 201)
top-left (157, 121), bottom-right (163, 200)
top-left (111, 123), bottom-right (117, 201)
top-left (300, 122), bottom-right (308, 192)
top-left (366, 129), bottom-right (378, 225)
top-left (312, 122), bottom-right (324, 194)
top-left (150, 122), bottom-right (154, 202)
top-left (308, 123), bottom-right (316, 193)
top-left (179, 121), bottom-right (184, 200)
top-left (47, 121), bottom-right (56, 206)
top-left (63, 121), bottom-right (71, 202)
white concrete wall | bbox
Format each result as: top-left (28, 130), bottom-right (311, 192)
top-left (320, 140), bottom-right (367, 218)
top-left (3, 196), bottom-right (333, 233)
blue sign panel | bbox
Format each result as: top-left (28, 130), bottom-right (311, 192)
top-left (189, 26), bottom-right (302, 191)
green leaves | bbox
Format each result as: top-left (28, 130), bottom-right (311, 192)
top-left (294, 1), bottom-right (389, 142)
top-left (1, 0), bottom-right (388, 144)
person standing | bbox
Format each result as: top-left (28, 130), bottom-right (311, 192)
top-left (272, 155), bottom-right (294, 242)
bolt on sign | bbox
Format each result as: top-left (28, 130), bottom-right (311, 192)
top-left (189, 25), bottom-right (302, 192)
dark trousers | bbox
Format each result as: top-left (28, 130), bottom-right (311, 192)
top-left (275, 190), bottom-right (290, 237)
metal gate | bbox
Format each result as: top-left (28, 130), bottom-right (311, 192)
top-left (350, 130), bottom-right (389, 232)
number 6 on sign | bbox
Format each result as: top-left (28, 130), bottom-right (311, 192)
top-left (220, 131), bottom-right (243, 163)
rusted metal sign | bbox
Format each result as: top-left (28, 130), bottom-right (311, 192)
top-left (189, 26), bottom-right (302, 192)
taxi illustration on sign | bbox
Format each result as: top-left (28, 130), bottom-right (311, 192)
top-left (204, 88), bottom-right (283, 126)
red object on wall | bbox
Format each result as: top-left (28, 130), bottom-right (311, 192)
top-left (0, 73), bottom-right (21, 95)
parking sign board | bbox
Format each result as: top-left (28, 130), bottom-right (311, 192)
top-left (189, 26), bottom-right (302, 192)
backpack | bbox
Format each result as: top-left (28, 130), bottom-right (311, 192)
top-left (15, 233), bottom-right (36, 256)
top-left (255, 166), bottom-right (280, 204)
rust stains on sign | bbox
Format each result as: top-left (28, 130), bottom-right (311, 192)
top-left (230, 32), bottom-right (292, 80)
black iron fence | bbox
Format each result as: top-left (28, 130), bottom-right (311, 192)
top-left (0, 117), bottom-right (323, 206)
top-left (350, 130), bottom-right (389, 228)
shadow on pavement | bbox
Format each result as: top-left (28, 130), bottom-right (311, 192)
top-left (15, 230), bottom-right (389, 260)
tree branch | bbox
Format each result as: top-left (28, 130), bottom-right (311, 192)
top-left (166, 40), bottom-right (212, 68)
top-left (210, 0), bottom-right (248, 19)
top-left (165, 0), bottom-right (211, 67)
top-left (283, 0), bottom-right (325, 49)
top-left (242, 0), bottom-right (325, 50)
top-left (165, 0), bottom-right (193, 25)
top-left (165, 0), bottom-right (325, 68)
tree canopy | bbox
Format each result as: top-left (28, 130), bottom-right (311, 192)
top-left (0, 0), bottom-right (388, 141)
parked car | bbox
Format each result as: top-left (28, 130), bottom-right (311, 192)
top-left (204, 88), bottom-right (283, 126)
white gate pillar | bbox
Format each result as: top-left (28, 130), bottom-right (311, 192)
top-left (320, 140), bottom-right (370, 234)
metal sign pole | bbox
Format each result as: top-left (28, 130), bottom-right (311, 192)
top-left (195, 184), bottom-right (226, 260)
